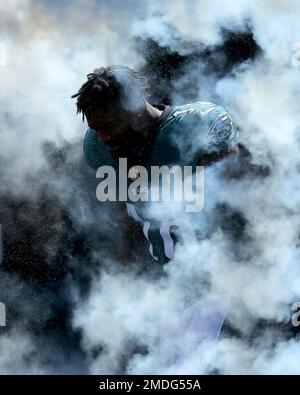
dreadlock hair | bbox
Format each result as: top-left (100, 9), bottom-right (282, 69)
top-left (71, 65), bottom-right (149, 122)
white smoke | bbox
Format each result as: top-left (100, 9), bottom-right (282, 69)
top-left (1, 0), bottom-right (300, 374)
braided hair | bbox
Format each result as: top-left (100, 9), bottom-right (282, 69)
top-left (71, 66), bottom-right (149, 122)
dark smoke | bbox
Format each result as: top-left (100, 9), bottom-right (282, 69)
top-left (1, 0), bottom-right (298, 372)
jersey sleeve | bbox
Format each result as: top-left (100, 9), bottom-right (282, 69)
top-left (166, 102), bottom-right (238, 166)
top-left (203, 104), bottom-right (238, 153)
top-left (83, 128), bottom-right (115, 171)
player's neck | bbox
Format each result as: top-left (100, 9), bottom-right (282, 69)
top-left (137, 101), bottom-right (161, 133)
top-left (136, 101), bottom-right (162, 144)
top-left (144, 101), bottom-right (163, 123)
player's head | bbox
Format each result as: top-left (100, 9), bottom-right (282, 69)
top-left (71, 66), bottom-right (149, 149)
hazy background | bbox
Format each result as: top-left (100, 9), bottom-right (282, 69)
top-left (0, 0), bottom-right (300, 374)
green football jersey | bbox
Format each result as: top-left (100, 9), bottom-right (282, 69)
top-left (84, 101), bottom-right (238, 263)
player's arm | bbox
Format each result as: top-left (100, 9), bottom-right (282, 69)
top-left (84, 129), bottom-right (148, 266)
top-left (114, 202), bottom-right (148, 266)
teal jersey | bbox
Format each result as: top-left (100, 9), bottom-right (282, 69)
top-left (84, 101), bottom-right (237, 169)
top-left (84, 101), bottom-right (238, 263)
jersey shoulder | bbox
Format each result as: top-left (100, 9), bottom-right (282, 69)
top-left (159, 101), bottom-right (238, 153)
top-left (83, 128), bottom-right (115, 170)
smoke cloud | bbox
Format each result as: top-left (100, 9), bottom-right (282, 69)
top-left (0, 0), bottom-right (300, 374)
